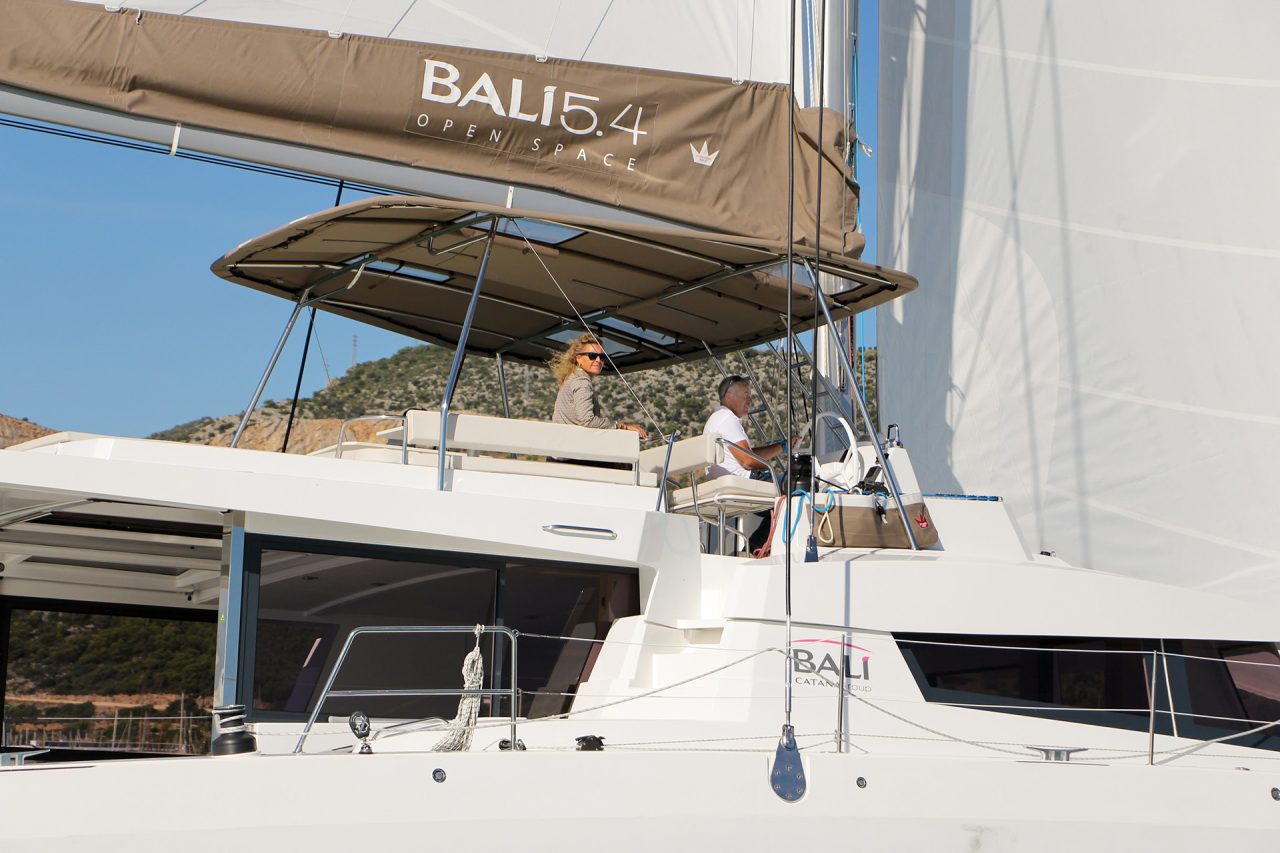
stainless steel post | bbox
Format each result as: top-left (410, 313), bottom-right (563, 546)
top-left (509, 629), bottom-right (520, 747)
top-left (810, 274), bottom-right (919, 550)
top-left (1161, 639), bottom-right (1179, 738)
top-left (655, 431), bottom-right (679, 511)
top-left (496, 353), bottom-right (512, 419)
top-left (1148, 650), bottom-right (1158, 765)
top-left (836, 631), bottom-right (848, 753)
top-left (231, 292), bottom-right (309, 448)
top-left (438, 220), bottom-right (500, 491)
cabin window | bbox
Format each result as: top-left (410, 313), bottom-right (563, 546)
top-left (896, 634), bottom-right (1166, 733)
top-left (1166, 640), bottom-right (1280, 750)
top-left (241, 536), bottom-right (638, 722)
top-left (898, 633), bottom-right (1280, 750)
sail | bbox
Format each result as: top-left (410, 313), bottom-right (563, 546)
top-left (877, 1), bottom-right (1280, 597)
top-left (0, 0), bottom-right (862, 254)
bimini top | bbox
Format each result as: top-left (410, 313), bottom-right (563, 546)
top-left (212, 195), bottom-right (918, 372)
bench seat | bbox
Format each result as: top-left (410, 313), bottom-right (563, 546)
top-left (669, 474), bottom-right (778, 515)
top-left (640, 433), bottom-right (779, 517)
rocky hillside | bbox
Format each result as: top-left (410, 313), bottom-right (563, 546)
top-left (151, 344), bottom-right (878, 452)
top-left (0, 415), bottom-right (55, 449)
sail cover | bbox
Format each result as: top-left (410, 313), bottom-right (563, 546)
top-left (877, 1), bottom-right (1280, 598)
top-left (211, 195), bottom-right (915, 372)
top-left (0, 0), bottom-right (862, 254)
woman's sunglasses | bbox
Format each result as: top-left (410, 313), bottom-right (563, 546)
top-left (578, 352), bottom-right (605, 361)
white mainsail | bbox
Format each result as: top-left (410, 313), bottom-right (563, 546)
top-left (72, 0), bottom-right (792, 80)
top-left (877, 0), bottom-right (1280, 598)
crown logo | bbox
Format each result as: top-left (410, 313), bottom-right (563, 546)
top-left (690, 140), bottom-right (720, 167)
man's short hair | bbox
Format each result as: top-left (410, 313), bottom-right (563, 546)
top-left (717, 375), bottom-right (748, 403)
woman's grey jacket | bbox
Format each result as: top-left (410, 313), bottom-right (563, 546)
top-left (553, 368), bottom-right (615, 429)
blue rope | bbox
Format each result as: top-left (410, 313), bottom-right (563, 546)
top-left (786, 488), bottom-right (848, 542)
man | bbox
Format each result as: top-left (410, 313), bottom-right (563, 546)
top-left (703, 376), bottom-right (788, 552)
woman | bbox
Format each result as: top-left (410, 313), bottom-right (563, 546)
top-left (550, 334), bottom-right (648, 440)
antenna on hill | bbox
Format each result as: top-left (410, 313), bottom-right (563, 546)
top-left (351, 335), bottom-right (358, 369)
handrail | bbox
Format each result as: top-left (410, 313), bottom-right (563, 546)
top-left (332, 415), bottom-right (407, 461)
top-left (654, 431), bottom-right (679, 511)
top-left (714, 437), bottom-right (782, 498)
top-left (293, 625), bottom-right (519, 755)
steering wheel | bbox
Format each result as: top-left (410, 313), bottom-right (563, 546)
top-left (794, 412), bottom-right (863, 490)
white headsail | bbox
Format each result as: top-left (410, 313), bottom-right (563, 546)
top-left (877, 0), bottom-right (1280, 598)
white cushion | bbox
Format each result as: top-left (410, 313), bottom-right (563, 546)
top-left (670, 474), bottom-right (778, 516)
top-left (638, 432), bottom-right (722, 477)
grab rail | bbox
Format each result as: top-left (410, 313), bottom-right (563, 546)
top-left (293, 625), bottom-right (519, 754)
top-left (333, 415), bottom-right (407, 462)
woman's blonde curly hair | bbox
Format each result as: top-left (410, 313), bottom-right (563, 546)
top-left (549, 333), bottom-right (604, 388)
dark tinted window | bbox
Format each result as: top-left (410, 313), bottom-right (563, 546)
top-left (899, 633), bottom-right (1280, 750)
top-left (1169, 640), bottom-right (1280, 750)
top-left (246, 539), bottom-right (638, 722)
top-left (897, 634), bottom-right (1162, 733)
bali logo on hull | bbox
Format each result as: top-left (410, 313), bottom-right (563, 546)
top-left (792, 638), bottom-right (872, 690)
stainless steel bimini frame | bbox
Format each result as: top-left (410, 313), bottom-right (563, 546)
top-left (803, 259), bottom-right (919, 552)
top-left (293, 624), bottom-right (519, 754)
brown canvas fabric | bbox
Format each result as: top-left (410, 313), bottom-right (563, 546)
top-left (210, 195), bottom-right (915, 372)
top-left (815, 499), bottom-right (940, 550)
top-left (0, 0), bottom-right (863, 255)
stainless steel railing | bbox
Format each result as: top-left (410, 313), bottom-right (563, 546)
top-left (293, 625), bottom-right (519, 754)
top-left (333, 414), bottom-right (408, 462)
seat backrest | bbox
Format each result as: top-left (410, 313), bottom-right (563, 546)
top-left (404, 409), bottom-right (639, 465)
top-left (638, 432), bottom-right (722, 477)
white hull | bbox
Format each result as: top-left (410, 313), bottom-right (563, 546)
top-left (3, 430), bottom-right (1278, 850)
top-left (4, 749), bottom-right (1277, 851)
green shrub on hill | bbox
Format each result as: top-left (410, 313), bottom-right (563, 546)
top-left (291, 343), bottom-right (876, 443)
top-left (6, 611), bottom-right (215, 699)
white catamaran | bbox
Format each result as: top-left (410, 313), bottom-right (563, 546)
top-left (1, 1), bottom-right (1278, 850)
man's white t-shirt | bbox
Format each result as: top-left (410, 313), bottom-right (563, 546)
top-left (703, 405), bottom-right (750, 478)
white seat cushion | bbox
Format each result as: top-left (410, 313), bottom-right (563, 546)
top-left (670, 474), bottom-right (778, 517)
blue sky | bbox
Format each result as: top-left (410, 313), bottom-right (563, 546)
top-left (0, 129), bottom-right (418, 436)
top-left (0, 1), bottom-right (878, 438)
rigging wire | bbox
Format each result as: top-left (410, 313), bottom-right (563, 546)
top-left (280, 180), bottom-right (346, 453)
top-left (507, 219), bottom-right (668, 440)
top-left (782, 0), bottom-right (798, 731)
top-left (805, 0), bottom-right (828, 561)
top-left (280, 307), bottom-right (316, 453)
